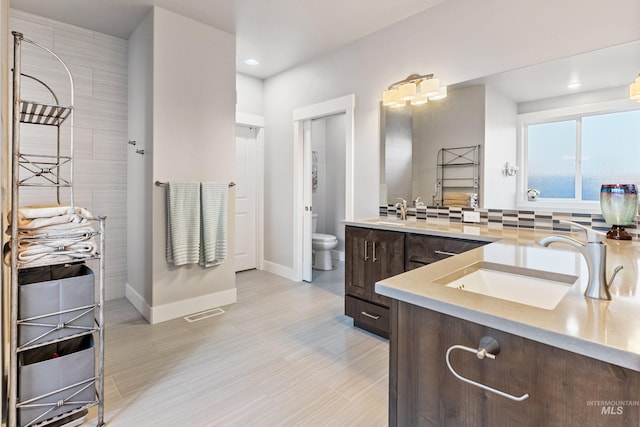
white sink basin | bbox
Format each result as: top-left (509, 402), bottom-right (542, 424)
top-left (434, 261), bottom-right (578, 310)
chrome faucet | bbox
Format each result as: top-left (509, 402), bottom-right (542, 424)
top-left (396, 198), bottom-right (408, 220)
top-left (413, 196), bottom-right (425, 207)
top-left (538, 220), bottom-right (623, 300)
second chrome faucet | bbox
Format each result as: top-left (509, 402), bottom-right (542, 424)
top-left (538, 220), bottom-right (623, 300)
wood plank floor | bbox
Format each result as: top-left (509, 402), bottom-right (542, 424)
top-left (81, 263), bottom-right (389, 426)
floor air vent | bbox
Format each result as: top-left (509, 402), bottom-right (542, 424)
top-left (184, 307), bottom-right (225, 322)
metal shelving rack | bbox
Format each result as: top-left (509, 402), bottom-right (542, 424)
top-left (434, 145), bottom-right (480, 206)
top-left (8, 31), bottom-right (105, 427)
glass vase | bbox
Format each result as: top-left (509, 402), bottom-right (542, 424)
top-left (600, 184), bottom-right (638, 240)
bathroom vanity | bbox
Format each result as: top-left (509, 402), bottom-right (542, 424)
top-left (361, 219), bottom-right (640, 426)
top-left (344, 223), bottom-right (489, 338)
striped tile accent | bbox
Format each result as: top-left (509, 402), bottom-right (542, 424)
top-left (380, 206), bottom-right (640, 239)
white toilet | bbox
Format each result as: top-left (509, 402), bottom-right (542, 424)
top-left (312, 213), bottom-right (338, 270)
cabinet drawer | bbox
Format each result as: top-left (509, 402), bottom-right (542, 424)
top-left (405, 234), bottom-right (487, 271)
top-left (345, 295), bottom-right (390, 338)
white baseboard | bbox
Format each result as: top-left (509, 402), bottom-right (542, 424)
top-left (125, 283), bottom-right (152, 323)
top-left (262, 260), bottom-right (297, 281)
top-left (126, 284), bottom-right (237, 324)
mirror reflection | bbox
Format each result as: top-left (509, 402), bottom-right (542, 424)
top-left (380, 39), bottom-right (640, 211)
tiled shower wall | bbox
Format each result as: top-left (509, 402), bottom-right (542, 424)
top-left (10, 10), bottom-right (128, 300)
top-left (380, 205), bottom-right (640, 239)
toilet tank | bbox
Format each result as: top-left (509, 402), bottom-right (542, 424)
top-left (312, 213), bottom-right (318, 233)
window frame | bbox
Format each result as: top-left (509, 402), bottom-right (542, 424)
top-left (516, 99), bottom-right (640, 213)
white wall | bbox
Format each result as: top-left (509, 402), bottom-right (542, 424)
top-left (127, 10), bottom-right (153, 304)
top-left (263, 0), bottom-right (640, 271)
top-left (480, 87), bottom-right (517, 209)
top-left (384, 108), bottom-right (412, 204)
top-left (10, 10), bottom-right (128, 300)
top-left (126, 7), bottom-right (237, 323)
top-left (150, 8), bottom-right (236, 321)
top-left (484, 85), bottom-right (518, 208)
top-left (236, 73), bottom-right (264, 116)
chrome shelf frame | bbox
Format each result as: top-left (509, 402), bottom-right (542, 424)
top-left (8, 31), bottom-right (105, 427)
top-left (433, 145), bottom-right (481, 206)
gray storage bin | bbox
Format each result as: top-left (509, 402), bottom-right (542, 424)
top-left (18, 265), bottom-right (95, 348)
top-left (18, 335), bottom-right (95, 427)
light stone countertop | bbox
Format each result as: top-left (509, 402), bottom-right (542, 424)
top-left (345, 218), bottom-right (640, 371)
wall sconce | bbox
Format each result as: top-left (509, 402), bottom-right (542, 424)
top-left (630, 74), bottom-right (640, 101)
top-left (382, 74), bottom-right (447, 108)
top-left (502, 162), bottom-right (519, 177)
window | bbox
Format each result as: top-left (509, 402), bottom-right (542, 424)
top-left (521, 105), bottom-right (640, 209)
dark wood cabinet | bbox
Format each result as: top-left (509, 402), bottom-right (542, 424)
top-left (405, 233), bottom-right (487, 271)
top-left (389, 300), bottom-right (640, 427)
top-left (344, 226), bottom-right (404, 338)
top-left (345, 226), bottom-right (489, 338)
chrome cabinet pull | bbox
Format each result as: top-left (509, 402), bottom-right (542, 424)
top-left (446, 336), bottom-right (529, 402)
top-left (363, 240), bottom-right (369, 261)
top-left (434, 250), bottom-right (459, 257)
top-left (372, 242), bottom-right (378, 262)
top-left (361, 311), bottom-right (380, 320)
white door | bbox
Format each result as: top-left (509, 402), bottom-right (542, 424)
top-left (302, 120), bottom-right (313, 282)
top-left (235, 125), bottom-right (258, 272)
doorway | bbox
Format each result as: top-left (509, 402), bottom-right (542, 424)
top-left (234, 115), bottom-right (264, 272)
top-left (292, 95), bottom-right (355, 282)
top-left (310, 114), bottom-right (347, 281)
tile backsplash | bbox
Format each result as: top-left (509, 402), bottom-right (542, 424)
top-left (379, 205), bottom-right (639, 239)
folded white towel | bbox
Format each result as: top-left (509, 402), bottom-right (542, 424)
top-left (3, 240), bottom-right (96, 268)
top-left (17, 240), bottom-right (96, 261)
top-left (18, 224), bottom-right (96, 239)
top-left (17, 205), bottom-right (75, 219)
top-left (15, 205), bottom-right (92, 220)
top-left (17, 208), bottom-right (92, 230)
top-left (19, 227), bottom-right (96, 244)
top-left (166, 182), bottom-right (201, 266)
top-left (200, 182), bottom-right (228, 267)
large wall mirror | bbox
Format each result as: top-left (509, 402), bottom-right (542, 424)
top-left (380, 39), bottom-right (640, 212)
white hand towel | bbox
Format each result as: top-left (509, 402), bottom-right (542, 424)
top-left (200, 182), bottom-right (228, 267)
top-left (166, 182), bottom-right (201, 266)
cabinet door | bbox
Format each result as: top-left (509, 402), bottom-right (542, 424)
top-left (345, 226), bottom-right (371, 300)
top-left (369, 229), bottom-right (405, 306)
top-left (390, 300), bottom-right (640, 427)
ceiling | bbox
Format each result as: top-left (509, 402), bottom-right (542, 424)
top-left (470, 40), bottom-right (640, 103)
top-left (10, 0), bottom-right (447, 79)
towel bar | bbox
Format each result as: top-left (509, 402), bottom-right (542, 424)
top-left (446, 336), bottom-right (529, 402)
top-left (155, 181), bottom-right (235, 187)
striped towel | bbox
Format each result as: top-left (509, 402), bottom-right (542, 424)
top-left (166, 182), bottom-right (201, 266)
top-left (200, 182), bottom-right (228, 267)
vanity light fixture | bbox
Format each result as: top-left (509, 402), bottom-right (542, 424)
top-left (382, 73), bottom-right (447, 108)
top-left (630, 74), bottom-right (640, 101)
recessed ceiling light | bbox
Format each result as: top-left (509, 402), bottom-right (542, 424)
top-left (244, 58), bottom-right (259, 66)
top-left (567, 82), bottom-right (581, 90)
